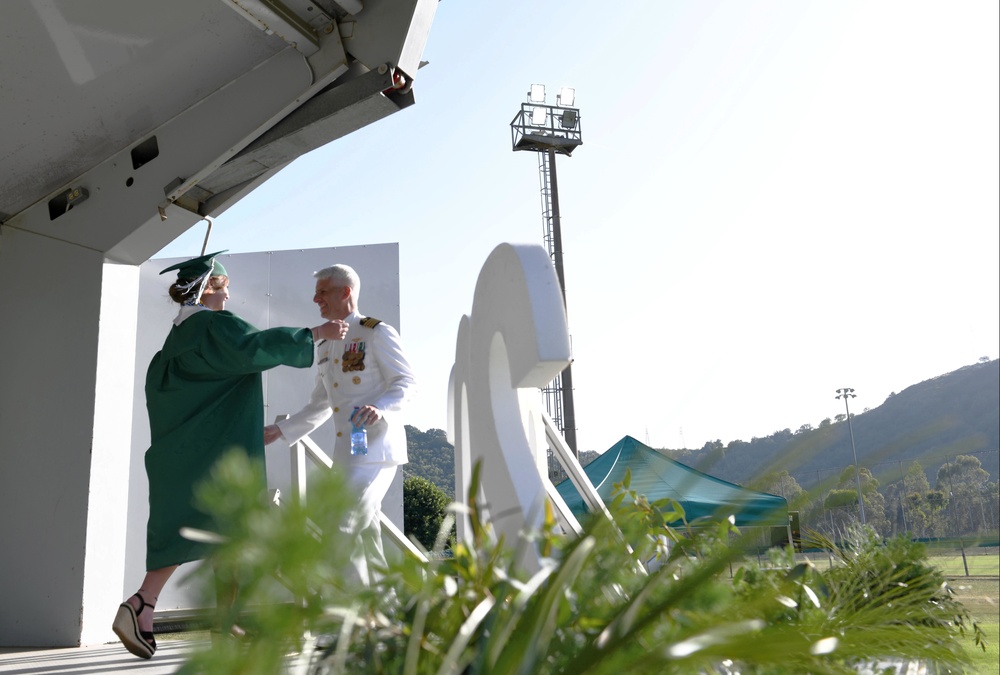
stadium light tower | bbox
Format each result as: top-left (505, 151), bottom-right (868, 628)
top-left (511, 85), bottom-right (583, 455)
top-left (835, 388), bottom-right (867, 524)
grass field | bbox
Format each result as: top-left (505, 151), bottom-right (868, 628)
top-left (931, 549), bottom-right (1000, 577)
top-left (949, 577), bottom-right (999, 675)
top-left (929, 547), bottom-right (998, 673)
top-left (781, 548), bottom-right (999, 575)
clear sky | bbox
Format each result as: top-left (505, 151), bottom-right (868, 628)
top-left (158, 0), bottom-right (1000, 454)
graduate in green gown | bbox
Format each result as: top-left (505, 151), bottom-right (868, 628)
top-left (113, 251), bottom-right (350, 660)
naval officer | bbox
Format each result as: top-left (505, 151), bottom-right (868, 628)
top-left (264, 263), bottom-right (416, 585)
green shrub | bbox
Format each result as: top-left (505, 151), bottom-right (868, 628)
top-left (403, 475), bottom-right (455, 551)
top-left (179, 455), bottom-right (985, 674)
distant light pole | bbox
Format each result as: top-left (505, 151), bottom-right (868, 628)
top-left (835, 388), bottom-right (866, 525)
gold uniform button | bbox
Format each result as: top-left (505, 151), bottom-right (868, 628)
top-left (352, 376), bottom-right (361, 385)
top-left (333, 407), bottom-right (340, 413)
top-left (336, 431), bottom-right (342, 437)
top-left (334, 358), bottom-right (339, 364)
top-left (333, 382), bottom-right (339, 388)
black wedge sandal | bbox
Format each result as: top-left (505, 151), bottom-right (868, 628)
top-left (112, 593), bottom-right (157, 659)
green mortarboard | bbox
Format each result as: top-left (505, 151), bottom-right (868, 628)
top-left (159, 250), bottom-right (229, 279)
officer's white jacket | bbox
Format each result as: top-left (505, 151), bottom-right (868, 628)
top-left (276, 310), bottom-right (416, 465)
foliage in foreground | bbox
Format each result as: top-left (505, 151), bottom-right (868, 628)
top-left (180, 452), bottom-right (985, 674)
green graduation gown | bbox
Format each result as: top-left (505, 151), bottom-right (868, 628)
top-left (144, 308), bottom-right (314, 570)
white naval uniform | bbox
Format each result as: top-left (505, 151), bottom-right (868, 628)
top-left (276, 309), bottom-right (416, 584)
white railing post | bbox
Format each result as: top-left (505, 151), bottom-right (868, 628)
top-left (273, 415), bottom-right (427, 564)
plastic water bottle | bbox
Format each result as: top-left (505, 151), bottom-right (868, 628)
top-left (350, 407), bottom-right (368, 455)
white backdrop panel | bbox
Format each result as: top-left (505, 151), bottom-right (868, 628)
top-left (126, 244), bottom-right (402, 613)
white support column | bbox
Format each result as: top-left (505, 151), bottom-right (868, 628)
top-left (80, 262), bottom-right (139, 645)
top-left (0, 228), bottom-right (136, 647)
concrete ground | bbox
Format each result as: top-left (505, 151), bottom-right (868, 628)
top-left (0, 636), bottom-right (203, 674)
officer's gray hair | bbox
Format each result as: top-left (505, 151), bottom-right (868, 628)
top-left (314, 264), bottom-right (360, 298)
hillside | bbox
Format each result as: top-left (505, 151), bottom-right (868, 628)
top-left (669, 359), bottom-right (999, 489)
top-left (403, 427), bottom-right (600, 499)
top-left (403, 360), bottom-right (999, 523)
top-left (402, 426), bottom-right (455, 499)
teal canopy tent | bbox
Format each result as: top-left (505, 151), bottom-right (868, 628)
top-left (555, 436), bottom-right (788, 527)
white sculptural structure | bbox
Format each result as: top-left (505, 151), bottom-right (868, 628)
top-left (448, 243), bottom-right (609, 572)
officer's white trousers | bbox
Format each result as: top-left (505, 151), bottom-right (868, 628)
top-left (343, 463), bottom-right (397, 586)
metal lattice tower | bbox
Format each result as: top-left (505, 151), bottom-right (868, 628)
top-left (537, 151), bottom-right (566, 438)
top-left (510, 85), bottom-right (582, 455)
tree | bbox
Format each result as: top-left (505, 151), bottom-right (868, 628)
top-left (883, 462), bottom-right (947, 538)
top-left (903, 460), bottom-right (931, 494)
top-left (748, 470), bottom-right (811, 512)
top-left (824, 489), bottom-right (858, 509)
top-left (693, 440), bottom-right (726, 474)
top-left (897, 461), bottom-right (947, 538)
top-left (404, 425), bottom-right (455, 499)
top-left (744, 471), bottom-right (813, 547)
top-left (984, 480), bottom-right (1000, 531)
top-left (936, 455), bottom-right (991, 535)
top-left (403, 475), bottom-right (454, 551)
top-left (882, 480), bottom-right (906, 537)
top-left (823, 466), bottom-right (889, 536)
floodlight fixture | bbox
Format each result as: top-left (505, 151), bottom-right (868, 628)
top-left (511, 82), bottom-right (582, 156)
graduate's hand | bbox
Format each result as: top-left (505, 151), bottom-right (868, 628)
top-left (313, 320), bottom-right (349, 341)
top-left (263, 424), bottom-right (283, 445)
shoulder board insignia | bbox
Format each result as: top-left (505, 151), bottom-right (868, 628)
top-left (360, 317), bottom-right (382, 329)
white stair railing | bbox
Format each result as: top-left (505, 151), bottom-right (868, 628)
top-left (274, 414), bottom-right (428, 564)
top-left (541, 410), bottom-right (652, 572)
top-left (541, 409), bottom-right (609, 526)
